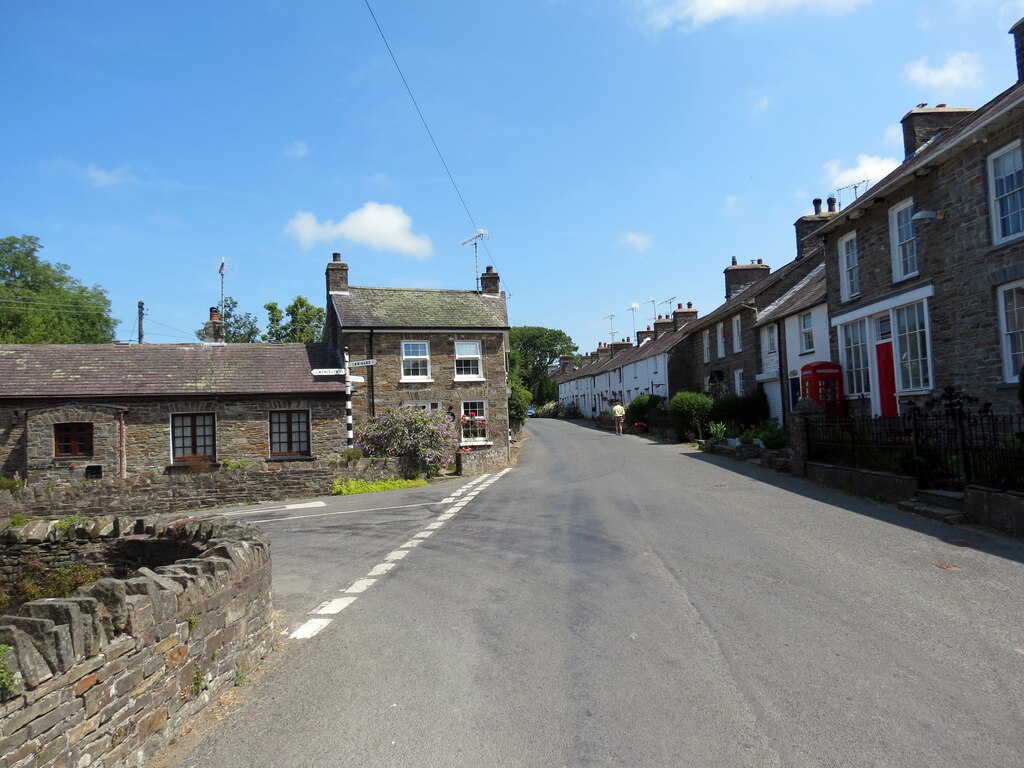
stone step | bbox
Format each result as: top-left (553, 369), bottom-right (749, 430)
top-left (897, 499), bottom-right (966, 525)
top-left (915, 489), bottom-right (965, 511)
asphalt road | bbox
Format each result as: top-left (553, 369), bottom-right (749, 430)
top-left (162, 419), bottom-right (1024, 767)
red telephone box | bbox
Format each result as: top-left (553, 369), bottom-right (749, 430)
top-left (801, 362), bottom-right (846, 418)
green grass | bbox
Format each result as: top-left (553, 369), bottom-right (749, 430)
top-left (330, 477), bottom-right (428, 495)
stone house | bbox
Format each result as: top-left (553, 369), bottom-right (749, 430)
top-left (0, 340), bottom-right (348, 484)
top-left (324, 256), bottom-right (511, 471)
top-left (816, 19), bottom-right (1024, 416)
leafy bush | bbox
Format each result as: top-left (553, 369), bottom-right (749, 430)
top-left (508, 378), bottom-right (532, 422)
top-left (709, 390), bottom-right (770, 430)
top-left (707, 421), bottom-right (727, 438)
top-left (625, 394), bottom-right (662, 427)
top-left (535, 401), bottom-right (561, 418)
top-left (0, 477), bottom-right (23, 492)
top-left (220, 459), bottom-right (251, 471)
top-left (356, 406), bottom-right (459, 477)
top-left (331, 477), bottom-right (428, 495)
top-left (670, 391), bottom-right (714, 440)
top-left (758, 418), bottom-right (790, 449)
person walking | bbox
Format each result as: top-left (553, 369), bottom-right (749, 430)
top-left (612, 400), bottom-right (626, 435)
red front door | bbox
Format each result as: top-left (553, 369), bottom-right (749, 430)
top-left (875, 341), bottom-right (898, 416)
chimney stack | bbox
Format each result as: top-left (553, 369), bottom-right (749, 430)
top-left (480, 265), bottom-right (501, 294)
top-left (635, 325), bottom-right (655, 345)
top-left (724, 259), bottom-right (770, 300)
top-left (203, 306), bottom-right (225, 343)
top-left (672, 301), bottom-right (698, 329)
top-left (794, 197), bottom-right (839, 260)
top-left (327, 253), bottom-right (349, 293)
top-left (1011, 17), bottom-right (1024, 83)
top-left (900, 106), bottom-right (974, 158)
top-left (654, 313), bottom-right (674, 339)
top-left (558, 354), bottom-right (575, 374)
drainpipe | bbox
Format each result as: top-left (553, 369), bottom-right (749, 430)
top-left (118, 409), bottom-right (126, 478)
top-left (369, 330), bottom-right (376, 417)
top-left (20, 409), bottom-right (29, 483)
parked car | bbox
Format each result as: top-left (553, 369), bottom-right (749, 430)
top-left (527, 407), bottom-right (537, 417)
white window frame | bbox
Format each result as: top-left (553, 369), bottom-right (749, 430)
top-left (889, 199), bottom-right (918, 281)
top-left (998, 278), bottom-right (1024, 382)
top-left (989, 140), bottom-right (1024, 246)
top-left (702, 329), bottom-right (711, 363)
top-left (716, 322), bottom-right (725, 358)
top-left (800, 312), bottom-right (814, 353)
top-left (400, 340), bottom-right (432, 381)
top-left (840, 319), bottom-right (870, 396)
top-left (454, 340), bottom-right (484, 381)
top-left (892, 300), bottom-right (932, 392)
top-left (732, 316), bottom-right (742, 353)
top-left (460, 400), bottom-right (489, 445)
top-left (838, 231), bottom-right (860, 301)
top-left (403, 401), bottom-right (440, 411)
top-left (765, 324), bottom-right (778, 354)
top-left (733, 369), bottom-right (744, 396)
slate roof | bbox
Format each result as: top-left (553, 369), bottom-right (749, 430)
top-left (755, 263), bottom-right (826, 326)
top-left (0, 343), bottom-right (344, 399)
top-left (555, 323), bottom-right (693, 384)
top-left (816, 80), bottom-right (1024, 235)
top-left (332, 286), bottom-right (509, 330)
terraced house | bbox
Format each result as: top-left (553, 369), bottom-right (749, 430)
top-left (817, 19), bottom-right (1024, 415)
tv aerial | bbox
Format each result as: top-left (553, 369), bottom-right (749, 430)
top-left (460, 229), bottom-right (488, 290)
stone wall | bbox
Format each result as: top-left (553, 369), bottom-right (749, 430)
top-left (0, 514), bottom-right (273, 768)
top-left (805, 462), bottom-right (919, 503)
top-left (964, 485), bottom-right (1024, 535)
top-left (1, 396), bottom-right (351, 485)
top-left (0, 457), bottom-right (413, 519)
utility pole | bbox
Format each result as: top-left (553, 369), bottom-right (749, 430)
top-left (137, 301), bottom-right (145, 344)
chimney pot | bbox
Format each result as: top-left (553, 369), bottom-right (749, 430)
top-left (677, 302), bottom-right (683, 309)
top-left (731, 256), bottom-right (738, 266)
top-left (813, 198), bottom-right (822, 215)
top-left (332, 252), bottom-right (341, 262)
top-left (756, 258), bottom-right (763, 264)
top-left (687, 301), bottom-right (692, 309)
top-left (827, 196), bottom-right (837, 213)
top-left (485, 265), bottom-right (494, 273)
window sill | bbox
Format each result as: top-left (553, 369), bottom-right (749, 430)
top-left (268, 455), bottom-right (314, 462)
top-left (459, 442), bottom-right (493, 448)
top-left (399, 378), bottom-right (434, 384)
top-left (453, 376), bottom-right (486, 382)
top-left (987, 231), bottom-right (1024, 252)
top-left (996, 381), bottom-right (1020, 389)
top-left (798, 350), bottom-right (816, 356)
top-left (896, 388), bottom-right (931, 396)
top-left (892, 272), bottom-right (920, 284)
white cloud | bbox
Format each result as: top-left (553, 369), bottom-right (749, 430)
top-left (883, 124), bottom-right (904, 147)
top-left (284, 202), bottom-right (434, 258)
top-left (619, 232), bottom-right (653, 250)
top-left (83, 164), bottom-right (136, 187)
top-left (634, 0), bottom-right (869, 29)
top-left (747, 88), bottom-right (770, 114)
top-left (904, 52), bottom-right (983, 92)
top-left (822, 154), bottom-right (899, 191)
top-left (283, 141), bottom-right (310, 159)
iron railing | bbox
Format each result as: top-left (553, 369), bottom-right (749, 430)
top-left (806, 410), bottom-right (1024, 491)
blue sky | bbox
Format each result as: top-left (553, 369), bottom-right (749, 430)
top-left (4, 0), bottom-right (1023, 352)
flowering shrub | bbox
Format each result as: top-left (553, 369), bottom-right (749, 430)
top-left (356, 406), bottom-right (459, 477)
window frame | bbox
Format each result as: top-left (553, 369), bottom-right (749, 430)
top-left (454, 340), bottom-right (484, 381)
top-left (171, 413), bottom-right (216, 463)
top-left (800, 312), bottom-right (814, 353)
top-left (702, 329), bottom-right (711, 363)
top-left (838, 231), bottom-right (860, 301)
top-left (403, 401), bottom-right (440, 411)
top-left (269, 409), bottom-right (311, 457)
top-left (988, 140), bottom-right (1024, 246)
top-left (889, 198), bottom-right (918, 281)
top-left (892, 300), bottom-right (932, 392)
top-left (400, 340), bottom-right (432, 381)
top-left (716, 322), bottom-right (725, 358)
top-left (54, 422), bottom-right (94, 458)
top-left (765, 324), bottom-right (778, 354)
top-left (733, 369), bottom-right (744, 396)
top-left (840, 319), bottom-right (870, 396)
top-left (732, 316), bottom-right (742, 353)
top-left (460, 400), bottom-right (489, 445)
top-left (998, 278), bottom-right (1024, 383)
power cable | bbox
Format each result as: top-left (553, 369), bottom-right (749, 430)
top-left (363, 0), bottom-right (507, 290)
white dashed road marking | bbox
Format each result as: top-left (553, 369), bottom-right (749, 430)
top-left (289, 469), bottom-right (510, 640)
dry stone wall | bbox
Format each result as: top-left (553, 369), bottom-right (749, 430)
top-left (0, 514), bottom-right (273, 768)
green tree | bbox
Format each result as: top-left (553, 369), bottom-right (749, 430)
top-left (0, 235), bottom-right (117, 343)
top-left (509, 326), bottom-right (577, 399)
top-left (262, 296), bottom-right (324, 343)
